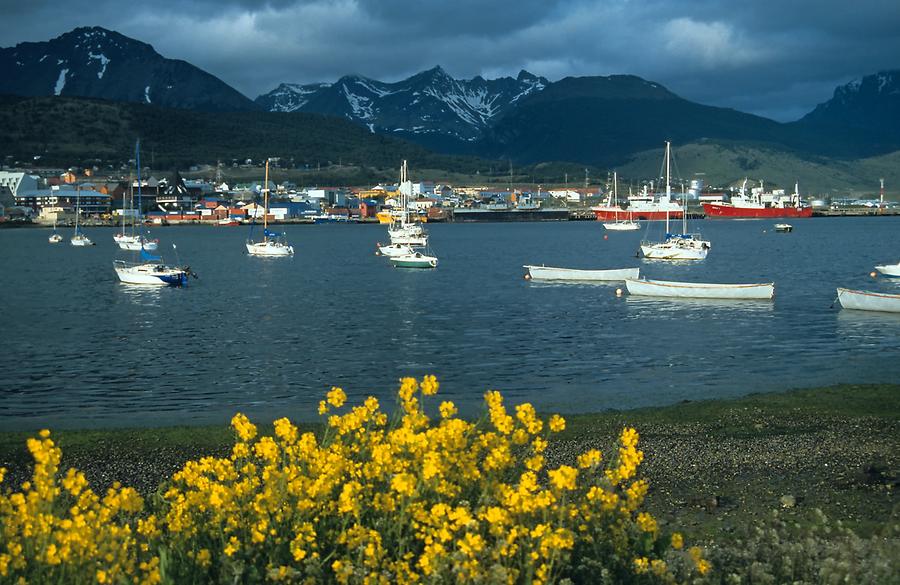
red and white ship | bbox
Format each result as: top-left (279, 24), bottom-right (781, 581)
top-left (591, 184), bottom-right (683, 221)
top-left (702, 180), bottom-right (813, 219)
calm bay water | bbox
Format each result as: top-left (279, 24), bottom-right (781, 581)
top-left (1, 217), bottom-right (899, 430)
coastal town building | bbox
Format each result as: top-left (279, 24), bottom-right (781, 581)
top-left (0, 171), bottom-right (40, 197)
top-left (15, 185), bottom-right (111, 215)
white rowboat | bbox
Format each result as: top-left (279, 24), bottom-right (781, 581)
top-left (524, 265), bottom-right (639, 282)
top-left (874, 262), bottom-right (900, 277)
top-left (625, 278), bottom-right (774, 300)
top-left (837, 288), bottom-right (900, 313)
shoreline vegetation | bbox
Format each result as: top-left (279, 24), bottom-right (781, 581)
top-left (1, 382), bottom-right (897, 582)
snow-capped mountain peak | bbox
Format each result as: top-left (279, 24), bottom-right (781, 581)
top-left (254, 67), bottom-right (550, 142)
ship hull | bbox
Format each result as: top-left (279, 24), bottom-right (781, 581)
top-left (452, 209), bottom-right (569, 222)
top-left (702, 203), bottom-right (813, 218)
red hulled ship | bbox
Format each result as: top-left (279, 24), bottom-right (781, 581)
top-left (702, 180), bottom-right (813, 218)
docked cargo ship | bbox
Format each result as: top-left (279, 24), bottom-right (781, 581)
top-left (591, 184), bottom-right (683, 221)
top-left (702, 181), bottom-right (813, 218)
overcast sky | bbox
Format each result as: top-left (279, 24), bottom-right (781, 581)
top-left (2, 0), bottom-right (899, 121)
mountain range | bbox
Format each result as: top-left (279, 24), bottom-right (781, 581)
top-left (0, 27), bottom-right (257, 112)
top-left (1, 26), bottom-right (899, 183)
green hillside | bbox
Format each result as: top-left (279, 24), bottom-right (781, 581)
top-left (0, 94), bottom-right (491, 174)
top-left (612, 142), bottom-right (900, 197)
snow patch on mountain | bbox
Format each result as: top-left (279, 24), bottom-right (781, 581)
top-left (88, 52), bottom-right (110, 79)
top-left (144, 85), bottom-right (151, 104)
top-left (342, 83), bottom-right (375, 120)
top-left (54, 69), bottom-right (68, 95)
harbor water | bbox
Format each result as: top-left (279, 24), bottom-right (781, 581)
top-left (1, 217), bottom-right (899, 430)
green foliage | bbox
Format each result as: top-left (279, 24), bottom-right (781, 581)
top-left (0, 95), bottom-right (493, 174)
top-left (690, 509), bottom-right (900, 585)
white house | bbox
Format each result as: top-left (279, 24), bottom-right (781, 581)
top-left (549, 189), bottom-right (582, 202)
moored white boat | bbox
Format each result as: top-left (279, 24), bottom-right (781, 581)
top-left (70, 233), bottom-right (94, 246)
top-left (114, 233), bottom-right (159, 251)
top-left (774, 223), bottom-right (793, 233)
top-left (49, 233), bottom-right (63, 244)
top-left (640, 236), bottom-right (709, 260)
top-left (625, 278), bottom-right (775, 300)
top-left (837, 288), bottom-right (900, 312)
top-left (377, 242), bottom-right (415, 257)
top-left (247, 239), bottom-right (294, 256)
top-left (874, 262), bottom-right (900, 277)
top-left (601, 172), bottom-right (640, 231)
top-left (603, 221), bottom-right (640, 231)
top-left (524, 265), bottom-right (639, 282)
top-left (390, 251), bottom-right (438, 269)
top-left (114, 259), bottom-right (189, 286)
top-left (246, 160), bottom-right (294, 257)
top-left (638, 142), bottom-right (710, 261)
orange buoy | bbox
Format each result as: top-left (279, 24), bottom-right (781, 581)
top-left (524, 273), bottom-right (532, 280)
top-left (603, 234), bottom-right (608, 240)
top-left (870, 271), bottom-right (878, 278)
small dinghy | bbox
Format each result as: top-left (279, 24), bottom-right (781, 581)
top-left (625, 278), bottom-right (775, 300)
top-left (836, 288), bottom-right (900, 313)
top-left (774, 223), bottom-right (793, 232)
top-left (524, 265), bottom-right (639, 282)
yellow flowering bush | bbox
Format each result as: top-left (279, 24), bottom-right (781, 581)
top-left (0, 430), bottom-right (160, 584)
top-left (0, 377), bottom-right (709, 584)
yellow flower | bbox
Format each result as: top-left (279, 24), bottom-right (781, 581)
top-left (421, 375), bottom-right (439, 396)
top-left (230, 413), bottom-right (257, 441)
top-left (327, 386), bottom-right (347, 408)
top-left (636, 512), bottom-right (657, 534)
top-left (671, 532), bottom-right (684, 550)
top-left (689, 546), bottom-right (712, 575)
top-left (577, 449), bottom-right (602, 469)
top-left (548, 465), bottom-right (578, 491)
top-left (548, 414), bottom-right (565, 432)
top-left (439, 401), bottom-right (457, 418)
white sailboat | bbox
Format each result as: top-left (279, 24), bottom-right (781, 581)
top-left (602, 171), bottom-right (639, 231)
top-left (247, 160), bottom-right (294, 256)
top-left (639, 142), bottom-right (709, 260)
top-left (384, 160), bottom-right (437, 268)
top-left (70, 186), bottom-right (94, 246)
top-left (113, 140), bottom-right (191, 286)
top-left (48, 215), bottom-right (63, 244)
top-left (387, 160), bottom-right (429, 246)
top-left (114, 173), bottom-right (158, 250)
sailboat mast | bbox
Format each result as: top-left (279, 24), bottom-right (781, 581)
top-left (262, 159), bottom-right (272, 240)
top-left (74, 184), bottom-right (80, 233)
top-left (613, 171), bottom-right (618, 220)
top-left (136, 140), bottom-right (141, 223)
top-left (664, 142), bottom-right (671, 234)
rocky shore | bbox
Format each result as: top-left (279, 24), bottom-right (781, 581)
top-left (1, 384), bottom-right (897, 538)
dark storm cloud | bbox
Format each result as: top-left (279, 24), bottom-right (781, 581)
top-left (1, 0), bottom-right (898, 121)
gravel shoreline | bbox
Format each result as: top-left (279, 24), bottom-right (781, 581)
top-left (2, 386), bottom-right (897, 535)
